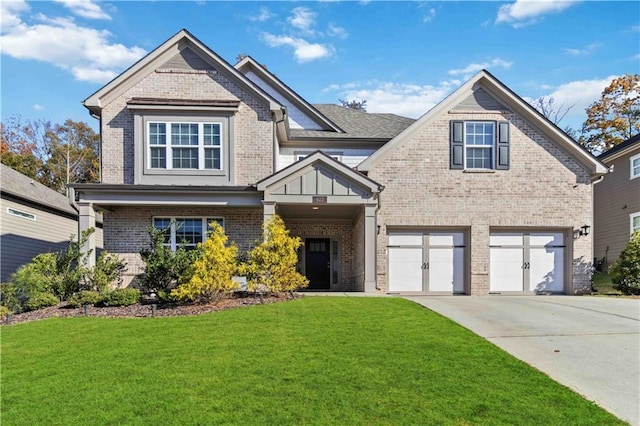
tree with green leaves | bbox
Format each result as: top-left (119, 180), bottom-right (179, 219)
top-left (0, 116), bottom-right (100, 193)
top-left (582, 74), bottom-right (640, 153)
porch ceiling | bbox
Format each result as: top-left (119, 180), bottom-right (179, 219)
top-left (277, 204), bottom-right (360, 221)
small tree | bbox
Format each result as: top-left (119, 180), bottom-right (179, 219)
top-left (245, 215), bottom-right (309, 294)
top-left (83, 252), bottom-right (127, 293)
top-left (171, 221), bottom-right (239, 303)
top-left (138, 226), bottom-right (196, 294)
top-left (609, 231), bottom-right (640, 295)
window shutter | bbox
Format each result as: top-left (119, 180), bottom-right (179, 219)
top-left (450, 121), bottom-right (464, 169)
top-left (496, 121), bottom-right (510, 170)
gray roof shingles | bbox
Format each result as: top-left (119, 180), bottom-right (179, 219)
top-left (289, 104), bottom-right (415, 140)
top-left (0, 164), bottom-right (76, 215)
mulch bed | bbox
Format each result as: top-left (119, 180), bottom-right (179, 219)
top-left (1, 293), bottom-right (302, 326)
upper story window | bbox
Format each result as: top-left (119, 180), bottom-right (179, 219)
top-left (630, 154), bottom-right (640, 179)
top-left (631, 213), bottom-right (640, 235)
top-left (148, 122), bottom-right (222, 170)
top-left (153, 217), bottom-right (224, 251)
top-left (450, 120), bottom-right (510, 171)
top-left (464, 122), bottom-right (494, 169)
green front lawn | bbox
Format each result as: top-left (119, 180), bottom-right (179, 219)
top-left (1, 297), bottom-right (623, 425)
top-left (591, 271), bottom-right (623, 296)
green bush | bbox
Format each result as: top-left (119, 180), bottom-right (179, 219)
top-left (68, 291), bottom-right (104, 308)
top-left (83, 252), bottom-right (127, 292)
top-left (9, 253), bottom-right (60, 300)
top-left (100, 288), bottom-right (141, 307)
top-left (610, 231), bottom-right (640, 295)
top-left (24, 292), bottom-right (59, 311)
top-left (138, 226), bottom-right (198, 294)
top-left (0, 282), bottom-right (22, 313)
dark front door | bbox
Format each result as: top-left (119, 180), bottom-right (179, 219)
top-left (305, 238), bottom-right (331, 290)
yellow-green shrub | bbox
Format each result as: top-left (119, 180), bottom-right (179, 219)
top-left (245, 215), bottom-right (309, 294)
top-left (171, 221), bottom-right (239, 303)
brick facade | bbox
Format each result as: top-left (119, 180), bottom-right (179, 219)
top-left (100, 69), bottom-right (273, 186)
top-left (369, 111), bottom-right (594, 294)
top-left (103, 206), bottom-right (262, 286)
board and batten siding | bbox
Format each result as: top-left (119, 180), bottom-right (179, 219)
top-left (594, 148), bottom-right (640, 266)
top-left (0, 198), bottom-right (104, 282)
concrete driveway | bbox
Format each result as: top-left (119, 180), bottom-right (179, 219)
top-left (404, 296), bottom-right (640, 425)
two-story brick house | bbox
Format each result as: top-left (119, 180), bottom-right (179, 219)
top-left (71, 29), bottom-right (607, 295)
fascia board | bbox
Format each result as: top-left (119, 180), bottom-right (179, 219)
top-left (236, 56), bottom-right (343, 133)
top-left (83, 30), bottom-right (280, 114)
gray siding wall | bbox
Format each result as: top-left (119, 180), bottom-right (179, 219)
top-left (369, 110), bottom-right (594, 295)
top-left (101, 54), bottom-right (274, 186)
top-left (1, 198), bottom-right (104, 282)
top-left (594, 148), bottom-right (640, 266)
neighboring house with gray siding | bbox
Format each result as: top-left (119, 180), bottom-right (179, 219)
top-left (0, 164), bottom-right (103, 282)
top-left (594, 134), bottom-right (640, 268)
top-left (72, 29), bottom-right (607, 295)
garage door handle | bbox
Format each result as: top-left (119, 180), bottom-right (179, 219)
top-left (421, 263), bottom-right (429, 269)
top-left (522, 262), bottom-right (530, 269)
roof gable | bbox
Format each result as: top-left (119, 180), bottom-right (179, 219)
top-left (257, 151), bottom-right (382, 195)
top-left (83, 29), bottom-right (281, 115)
top-left (598, 133), bottom-right (640, 163)
top-left (235, 56), bottom-right (342, 133)
top-left (357, 70), bottom-right (607, 176)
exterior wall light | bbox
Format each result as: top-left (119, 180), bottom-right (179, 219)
top-left (579, 225), bottom-right (590, 236)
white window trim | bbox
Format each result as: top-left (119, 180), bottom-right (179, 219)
top-left (630, 153), bottom-right (640, 180)
top-left (147, 121), bottom-right (223, 171)
top-left (7, 207), bottom-right (36, 221)
top-left (631, 212), bottom-right (640, 235)
top-left (463, 121), bottom-right (495, 170)
top-left (152, 217), bottom-right (224, 251)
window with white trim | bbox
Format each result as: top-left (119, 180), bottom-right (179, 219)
top-left (296, 152), bottom-right (342, 162)
top-left (631, 212), bottom-right (640, 235)
top-left (464, 122), bottom-right (495, 169)
top-left (148, 122), bottom-right (222, 170)
top-left (7, 207), bottom-right (36, 221)
top-left (630, 154), bottom-right (640, 179)
top-left (153, 217), bottom-right (224, 250)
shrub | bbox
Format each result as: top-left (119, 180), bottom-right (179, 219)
top-left (83, 252), bottom-right (127, 292)
top-left (100, 288), bottom-right (141, 307)
top-left (0, 282), bottom-right (22, 313)
top-left (171, 221), bottom-right (239, 303)
top-left (244, 215), bottom-right (309, 294)
top-left (610, 231), bottom-right (640, 295)
top-left (68, 291), bottom-right (104, 308)
top-left (0, 305), bottom-right (10, 317)
top-left (23, 292), bottom-right (59, 311)
top-left (9, 253), bottom-right (60, 299)
top-left (138, 226), bottom-right (197, 294)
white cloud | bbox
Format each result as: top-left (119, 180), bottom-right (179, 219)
top-left (287, 7), bottom-right (316, 35)
top-left (625, 25), bottom-right (640, 33)
top-left (423, 8), bottom-right (436, 23)
top-left (249, 7), bottom-right (274, 22)
top-left (448, 58), bottom-right (513, 79)
top-left (327, 23), bottom-right (348, 39)
top-left (496, 0), bottom-right (578, 27)
top-left (537, 76), bottom-right (617, 126)
top-left (325, 80), bottom-right (458, 119)
top-left (261, 33), bottom-right (333, 63)
top-left (563, 42), bottom-right (600, 56)
top-left (33, 104), bottom-right (45, 111)
top-left (1, 0), bottom-right (29, 30)
top-left (53, 0), bottom-right (111, 20)
top-left (0, 8), bottom-right (145, 83)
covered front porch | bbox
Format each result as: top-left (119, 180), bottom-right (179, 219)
top-left (257, 151), bottom-right (382, 293)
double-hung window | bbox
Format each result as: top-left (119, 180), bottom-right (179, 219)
top-left (631, 213), bottom-right (640, 235)
top-left (631, 154), bottom-right (640, 179)
top-left (464, 122), bottom-right (495, 169)
top-left (450, 120), bottom-right (510, 170)
top-left (153, 217), bottom-right (224, 250)
top-left (148, 122), bottom-right (222, 170)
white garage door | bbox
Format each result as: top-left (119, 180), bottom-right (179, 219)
top-left (490, 232), bottom-right (565, 294)
top-left (388, 231), bottom-right (465, 293)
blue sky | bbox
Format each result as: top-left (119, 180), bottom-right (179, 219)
top-left (1, 1), bottom-right (638, 132)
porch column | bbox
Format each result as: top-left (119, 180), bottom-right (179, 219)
top-left (262, 201), bottom-right (276, 231)
top-left (364, 204), bottom-right (377, 293)
top-left (78, 202), bottom-right (96, 268)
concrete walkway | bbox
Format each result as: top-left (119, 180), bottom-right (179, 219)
top-left (404, 296), bottom-right (640, 425)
